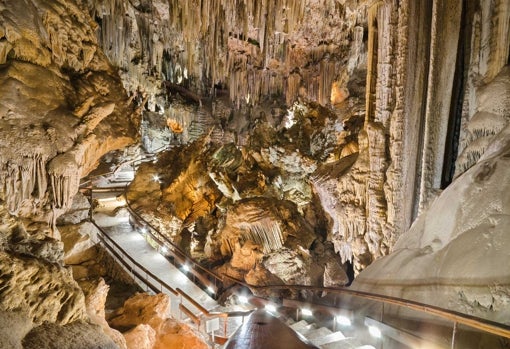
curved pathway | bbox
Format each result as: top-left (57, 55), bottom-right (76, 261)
top-left (91, 186), bottom-right (217, 312)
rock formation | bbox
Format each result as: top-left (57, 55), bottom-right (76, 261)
top-left (127, 112), bottom-right (351, 289)
top-left (0, 0), bottom-right (509, 346)
top-left (0, 0), bottom-right (139, 223)
top-left (109, 292), bottom-right (208, 349)
top-left (353, 121), bottom-right (510, 324)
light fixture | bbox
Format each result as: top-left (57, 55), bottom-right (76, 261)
top-left (265, 304), bottom-right (277, 313)
top-left (207, 286), bottom-right (215, 294)
top-left (160, 246), bottom-right (168, 254)
top-left (301, 308), bottom-right (313, 317)
top-left (336, 315), bottom-right (351, 326)
top-left (152, 174), bottom-right (160, 182)
top-left (182, 264), bottom-right (190, 272)
top-left (140, 227), bottom-right (147, 235)
top-left (238, 295), bottom-right (248, 304)
top-left (368, 325), bottom-right (382, 338)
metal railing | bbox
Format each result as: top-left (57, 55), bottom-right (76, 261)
top-left (91, 214), bottom-right (251, 345)
top-left (125, 200), bottom-right (224, 292)
top-left (84, 155), bottom-right (510, 349)
top-left (91, 219), bottom-right (178, 296)
top-left (123, 193), bottom-right (510, 341)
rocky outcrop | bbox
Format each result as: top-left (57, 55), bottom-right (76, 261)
top-left (353, 123), bottom-right (510, 325)
top-left (456, 67), bottom-right (510, 176)
top-left (109, 293), bottom-right (208, 349)
top-left (80, 278), bottom-right (127, 349)
top-left (22, 321), bottom-right (119, 349)
top-left (127, 107), bottom-right (351, 287)
top-left (0, 0), bottom-right (139, 221)
top-left (0, 249), bottom-right (86, 325)
top-left (0, 206), bottom-right (107, 348)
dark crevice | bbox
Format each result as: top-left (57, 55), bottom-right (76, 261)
top-left (441, 0), bottom-right (472, 189)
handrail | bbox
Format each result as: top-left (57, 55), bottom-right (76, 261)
top-left (179, 303), bottom-right (201, 325)
top-left (125, 200), bottom-right (223, 284)
top-left (89, 195), bottom-right (249, 339)
top-left (126, 197), bottom-right (510, 340)
top-left (221, 275), bottom-right (510, 339)
top-left (95, 234), bottom-right (160, 294)
top-left (90, 219), bottom-right (178, 296)
top-left (92, 215), bottom-right (251, 333)
top-left (90, 154), bottom-right (510, 342)
top-left (176, 287), bottom-right (213, 316)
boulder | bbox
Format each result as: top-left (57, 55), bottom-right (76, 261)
top-left (124, 324), bottom-right (156, 349)
top-left (109, 293), bottom-right (170, 331)
top-left (80, 278), bottom-right (127, 349)
top-left (60, 221), bottom-right (99, 265)
top-left (22, 321), bottom-right (119, 349)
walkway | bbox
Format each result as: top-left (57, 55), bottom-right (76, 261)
top-left (91, 186), bottom-right (217, 314)
top-left (84, 158), bottom-right (510, 349)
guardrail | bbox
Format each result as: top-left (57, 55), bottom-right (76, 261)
top-left (90, 219), bottom-right (178, 296)
top-left (89, 190), bottom-right (250, 346)
top-left (124, 194), bottom-right (510, 340)
top-left (91, 216), bottom-right (251, 345)
top-left (125, 200), bottom-right (224, 292)
top-left (85, 154), bottom-right (510, 348)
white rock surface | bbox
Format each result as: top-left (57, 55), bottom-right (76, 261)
top-left (353, 124), bottom-right (510, 324)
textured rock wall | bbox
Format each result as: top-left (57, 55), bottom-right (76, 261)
top-left (0, 0), bottom-right (139, 222)
top-left (353, 122), bottom-right (510, 325)
top-left (0, 0), bottom-right (143, 347)
top-left (121, 0), bottom-right (509, 276)
top-left (455, 0), bottom-right (510, 177)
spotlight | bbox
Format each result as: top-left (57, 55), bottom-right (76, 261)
top-left (336, 315), bottom-right (351, 326)
top-left (368, 325), bottom-right (382, 338)
top-left (237, 295), bottom-right (248, 304)
top-left (182, 264), bottom-right (190, 272)
top-left (301, 308), bottom-right (313, 317)
top-left (153, 174), bottom-right (160, 182)
top-left (140, 227), bottom-right (147, 235)
top-left (160, 246), bottom-right (168, 254)
top-left (207, 286), bottom-right (215, 294)
top-left (265, 304), bottom-right (277, 313)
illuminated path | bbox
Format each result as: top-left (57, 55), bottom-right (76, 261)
top-left (91, 187), bottom-right (218, 314)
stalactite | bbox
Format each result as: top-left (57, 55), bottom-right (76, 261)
top-left (0, 155), bottom-right (49, 214)
top-left (455, 1), bottom-right (510, 178)
top-left (240, 218), bottom-right (285, 254)
top-left (91, 0), bottom-right (344, 107)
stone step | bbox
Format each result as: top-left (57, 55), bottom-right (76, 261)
top-left (304, 326), bottom-right (333, 340)
top-left (289, 319), bottom-right (310, 332)
top-left (310, 330), bottom-right (346, 347)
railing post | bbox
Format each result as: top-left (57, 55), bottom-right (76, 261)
top-left (451, 321), bottom-right (457, 349)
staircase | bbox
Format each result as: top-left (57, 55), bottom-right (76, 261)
top-left (288, 319), bottom-right (376, 349)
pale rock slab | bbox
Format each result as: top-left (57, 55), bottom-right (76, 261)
top-left (353, 124), bottom-right (510, 324)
